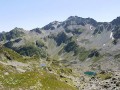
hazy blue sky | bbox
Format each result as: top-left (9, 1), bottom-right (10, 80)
top-left (0, 0), bottom-right (120, 32)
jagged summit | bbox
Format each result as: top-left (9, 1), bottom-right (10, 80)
top-left (65, 16), bottom-right (97, 26)
top-left (0, 27), bottom-right (25, 41)
top-left (11, 27), bottom-right (25, 31)
top-left (30, 28), bottom-right (42, 34)
top-left (111, 16), bottom-right (120, 25)
top-left (42, 16), bottom-right (98, 30)
top-left (50, 21), bottom-right (61, 25)
top-left (42, 21), bottom-right (61, 30)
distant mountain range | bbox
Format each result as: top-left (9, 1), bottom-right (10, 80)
top-left (0, 16), bottom-right (120, 51)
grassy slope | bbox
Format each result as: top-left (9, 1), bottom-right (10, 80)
top-left (0, 46), bottom-right (77, 90)
top-left (0, 46), bottom-right (25, 62)
top-left (0, 66), bottom-right (76, 90)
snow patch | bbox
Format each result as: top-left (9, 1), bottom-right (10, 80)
top-left (90, 26), bottom-right (93, 30)
top-left (103, 44), bottom-right (106, 46)
top-left (110, 32), bottom-right (114, 40)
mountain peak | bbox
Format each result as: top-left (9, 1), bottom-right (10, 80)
top-left (30, 28), bottom-right (42, 34)
top-left (42, 21), bottom-right (61, 30)
top-left (111, 16), bottom-right (120, 25)
top-left (50, 21), bottom-right (61, 25)
top-left (11, 27), bottom-right (24, 31)
top-left (62, 16), bottom-right (97, 28)
top-left (67, 16), bottom-right (82, 20)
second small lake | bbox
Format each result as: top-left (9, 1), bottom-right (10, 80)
top-left (84, 71), bottom-right (96, 76)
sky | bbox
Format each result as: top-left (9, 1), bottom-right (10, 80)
top-left (0, 0), bottom-right (120, 32)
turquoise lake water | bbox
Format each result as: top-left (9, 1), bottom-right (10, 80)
top-left (84, 71), bottom-right (96, 76)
